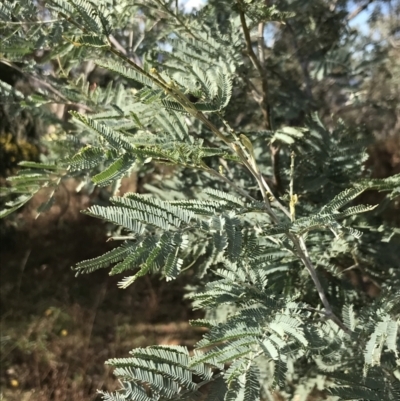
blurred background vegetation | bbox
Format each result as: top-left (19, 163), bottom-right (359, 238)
top-left (0, 0), bottom-right (399, 400)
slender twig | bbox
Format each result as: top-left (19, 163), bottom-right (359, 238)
top-left (107, 236), bottom-right (136, 242)
top-left (194, 373), bottom-right (223, 393)
top-left (46, 101), bottom-right (93, 111)
top-left (294, 237), bottom-right (333, 314)
top-left (303, 306), bottom-right (350, 331)
top-left (241, 68), bottom-right (263, 98)
top-left (180, 259), bottom-right (197, 272)
top-left (342, 252), bottom-right (382, 290)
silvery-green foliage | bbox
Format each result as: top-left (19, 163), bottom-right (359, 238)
top-left (1, 1), bottom-right (399, 400)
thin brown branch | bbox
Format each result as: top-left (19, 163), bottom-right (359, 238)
top-left (239, 7), bottom-right (270, 129)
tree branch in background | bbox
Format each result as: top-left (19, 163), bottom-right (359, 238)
top-left (153, 0), bottom-right (201, 41)
top-left (269, 143), bottom-right (282, 193)
top-left (290, 235), bottom-right (353, 335)
top-left (286, 21), bottom-right (314, 102)
top-left (239, 5), bottom-right (285, 192)
top-left (109, 34), bottom-right (143, 67)
top-left (202, 166), bottom-right (258, 204)
top-left (258, 22), bottom-right (265, 69)
top-left (347, 0), bottom-right (375, 21)
top-left (239, 8), bottom-right (270, 129)
top-left (108, 34), bottom-right (128, 55)
top-left (0, 59), bottom-right (93, 113)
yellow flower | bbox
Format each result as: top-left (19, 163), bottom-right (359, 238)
top-left (10, 379), bottom-right (19, 387)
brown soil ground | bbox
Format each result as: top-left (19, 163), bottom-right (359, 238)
top-left (0, 178), bottom-right (203, 401)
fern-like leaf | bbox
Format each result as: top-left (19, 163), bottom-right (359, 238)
top-left (91, 153), bottom-right (135, 187)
